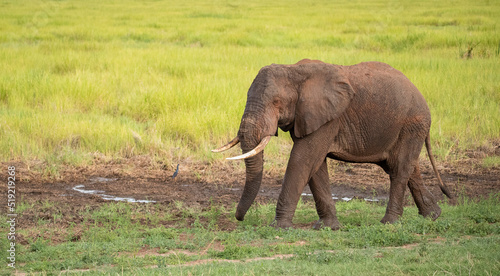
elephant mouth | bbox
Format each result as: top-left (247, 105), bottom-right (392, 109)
top-left (279, 123), bottom-right (293, 133)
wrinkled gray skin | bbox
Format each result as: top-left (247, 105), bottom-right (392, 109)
top-left (228, 59), bottom-right (452, 229)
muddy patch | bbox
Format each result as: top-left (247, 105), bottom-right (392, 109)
top-left (0, 155), bottom-right (498, 231)
top-left (71, 176), bottom-right (156, 203)
top-left (72, 184), bottom-right (156, 203)
top-left (300, 192), bottom-right (388, 202)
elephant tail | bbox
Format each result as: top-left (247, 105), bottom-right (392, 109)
top-left (425, 135), bottom-right (454, 199)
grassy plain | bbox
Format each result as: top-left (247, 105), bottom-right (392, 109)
top-left (1, 0), bottom-right (499, 274)
top-left (0, 0), bottom-right (499, 167)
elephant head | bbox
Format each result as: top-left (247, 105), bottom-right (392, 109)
top-left (213, 59), bottom-right (355, 221)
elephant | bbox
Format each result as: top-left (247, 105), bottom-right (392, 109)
top-left (213, 59), bottom-right (453, 230)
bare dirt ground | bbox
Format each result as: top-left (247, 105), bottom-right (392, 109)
top-left (1, 148), bottom-right (499, 244)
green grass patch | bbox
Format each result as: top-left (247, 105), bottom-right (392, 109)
top-left (0, 0), bottom-right (499, 166)
top-left (1, 194), bottom-right (499, 274)
top-left (482, 156), bottom-right (500, 168)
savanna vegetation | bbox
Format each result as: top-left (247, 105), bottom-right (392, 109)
top-left (0, 0), bottom-right (499, 274)
top-left (0, 0), bottom-right (498, 166)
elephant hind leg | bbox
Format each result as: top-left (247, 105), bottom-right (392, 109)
top-left (309, 160), bottom-right (341, 230)
top-left (380, 132), bottom-right (425, 224)
top-left (380, 164), bottom-right (412, 224)
top-left (408, 164), bottom-right (441, 220)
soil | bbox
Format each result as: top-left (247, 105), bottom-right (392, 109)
top-left (1, 151), bottom-right (499, 244)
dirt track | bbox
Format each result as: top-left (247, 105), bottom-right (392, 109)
top-left (1, 151), bottom-right (499, 246)
top-left (2, 153), bottom-right (498, 219)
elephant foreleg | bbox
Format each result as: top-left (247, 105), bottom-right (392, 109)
top-left (309, 160), bottom-right (341, 230)
top-left (273, 136), bottom-right (332, 228)
top-left (273, 156), bottom-right (314, 229)
top-left (407, 164), bottom-right (441, 220)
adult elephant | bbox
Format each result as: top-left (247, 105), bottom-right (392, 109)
top-left (213, 59), bottom-right (453, 230)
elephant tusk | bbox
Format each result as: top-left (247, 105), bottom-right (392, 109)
top-left (212, 136), bottom-right (240, 153)
top-left (226, 136), bottom-right (272, 160)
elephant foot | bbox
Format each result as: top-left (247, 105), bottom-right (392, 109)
top-left (411, 190), bottom-right (442, 221)
top-left (269, 219), bottom-right (293, 229)
top-left (419, 205), bottom-right (441, 221)
top-left (313, 218), bottom-right (341, 231)
top-left (380, 212), bottom-right (401, 224)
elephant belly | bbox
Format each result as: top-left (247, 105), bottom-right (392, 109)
top-left (328, 120), bottom-right (400, 163)
top-left (327, 150), bottom-right (388, 163)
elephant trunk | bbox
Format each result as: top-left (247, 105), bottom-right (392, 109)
top-left (235, 151), bottom-right (264, 220)
top-left (235, 108), bottom-right (272, 221)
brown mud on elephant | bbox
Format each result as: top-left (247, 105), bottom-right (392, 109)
top-left (213, 59), bottom-right (454, 230)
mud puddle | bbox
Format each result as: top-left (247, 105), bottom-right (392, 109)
top-left (301, 192), bottom-right (387, 202)
top-left (72, 177), bottom-right (156, 203)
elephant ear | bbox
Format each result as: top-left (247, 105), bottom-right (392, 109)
top-left (294, 65), bottom-right (355, 138)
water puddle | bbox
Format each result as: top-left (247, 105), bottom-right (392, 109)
top-left (72, 177), bottom-right (155, 203)
top-left (301, 193), bottom-right (385, 202)
top-left (91, 177), bottom-right (117, 183)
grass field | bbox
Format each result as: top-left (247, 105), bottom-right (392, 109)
top-left (0, 0), bottom-right (499, 167)
top-left (0, 195), bottom-right (499, 274)
top-left (1, 0), bottom-right (499, 274)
